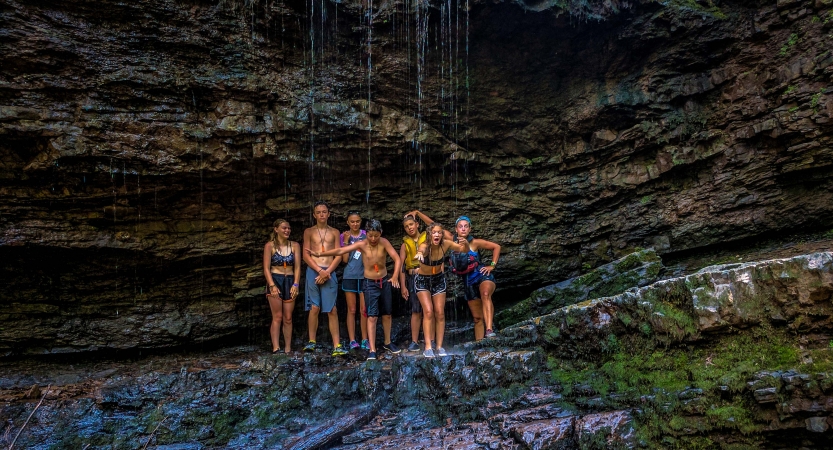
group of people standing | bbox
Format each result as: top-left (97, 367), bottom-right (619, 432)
top-left (262, 201), bottom-right (501, 361)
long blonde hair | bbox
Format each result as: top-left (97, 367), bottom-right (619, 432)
top-left (269, 219), bottom-right (290, 250)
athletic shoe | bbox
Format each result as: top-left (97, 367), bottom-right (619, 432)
top-left (367, 351), bottom-right (377, 360)
top-left (437, 347), bottom-right (448, 357)
top-left (350, 340), bottom-right (360, 350)
top-left (423, 349), bottom-right (435, 358)
top-left (332, 344), bottom-right (348, 356)
top-left (303, 341), bottom-right (316, 352)
top-left (360, 339), bottom-right (369, 350)
top-left (407, 341), bottom-right (420, 352)
top-left (384, 342), bottom-right (401, 354)
top-left (485, 329), bottom-right (497, 338)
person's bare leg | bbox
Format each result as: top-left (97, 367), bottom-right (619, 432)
top-left (268, 295), bottom-right (283, 352)
top-left (433, 293), bottom-right (447, 350)
top-left (359, 293), bottom-right (369, 341)
top-left (467, 298), bottom-right (485, 340)
top-left (418, 291), bottom-right (434, 350)
top-left (282, 300), bottom-right (294, 352)
top-left (382, 315), bottom-right (392, 345)
top-left (411, 312), bottom-right (422, 344)
top-left (367, 316), bottom-right (378, 352)
top-left (480, 281), bottom-right (497, 332)
top-left (345, 292), bottom-right (357, 343)
top-left (308, 305), bottom-right (320, 343)
top-left (328, 306), bottom-right (340, 347)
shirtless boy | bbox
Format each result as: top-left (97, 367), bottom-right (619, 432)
top-left (308, 219), bottom-right (402, 361)
top-left (302, 201), bottom-right (347, 356)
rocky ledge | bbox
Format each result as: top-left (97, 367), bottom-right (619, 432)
top-left (2, 250), bottom-right (832, 448)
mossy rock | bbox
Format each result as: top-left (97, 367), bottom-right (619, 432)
top-left (496, 249), bottom-right (664, 329)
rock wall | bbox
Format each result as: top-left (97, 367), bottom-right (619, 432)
top-left (1, 0), bottom-right (833, 353)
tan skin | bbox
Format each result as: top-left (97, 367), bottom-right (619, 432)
top-left (399, 217), bottom-right (423, 346)
top-left (302, 205), bottom-right (342, 348)
top-left (308, 231), bottom-right (401, 354)
top-left (341, 213), bottom-right (368, 345)
top-left (407, 210), bottom-right (502, 340)
top-left (413, 225), bottom-right (466, 351)
top-left (262, 221), bottom-right (301, 353)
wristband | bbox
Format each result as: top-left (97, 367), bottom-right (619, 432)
top-left (490, 261), bottom-right (496, 267)
top-left (292, 283), bottom-right (299, 287)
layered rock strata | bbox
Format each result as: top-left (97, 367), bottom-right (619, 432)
top-left (2, 0), bottom-right (833, 353)
top-left (2, 251), bottom-right (832, 448)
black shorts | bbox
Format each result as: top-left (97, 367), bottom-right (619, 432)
top-left (342, 278), bottom-right (365, 293)
top-left (464, 273), bottom-right (496, 302)
top-left (405, 273), bottom-right (421, 313)
top-left (415, 273), bottom-right (447, 297)
top-left (270, 274), bottom-right (295, 302)
top-left (364, 277), bottom-right (392, 317)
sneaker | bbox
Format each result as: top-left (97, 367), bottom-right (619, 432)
top-left (360, 339), bottom-right (369, 350)
top-left (303, 341), bottom-right (316, 352)
top-left (332, 344), bottom-right (348, 356)
top-left (367, 351), bottom-right (377, 360)
top-left (407, 341), bottom-right (420, 352)
top-left (437, 347), bottom-right (448, 357)
top-left (384, 342), bottom-right (401, 354)
top-left (485, 329), bottom-right (497, 338)
top-left (423, 348), bottom-right (435, 358)
top-left (350, 340), bottom-right (360, 350)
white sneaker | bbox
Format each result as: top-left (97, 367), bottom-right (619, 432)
top-left (437, 347), bottom-right (448, 357)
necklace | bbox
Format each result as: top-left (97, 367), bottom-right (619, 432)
top-left (316, 226), bottom-right (329, 253)
top-left (368, 243), bottom-right (380, 273)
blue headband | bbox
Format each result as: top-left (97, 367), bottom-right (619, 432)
top-left (455, 216), bottom-right (472, 228)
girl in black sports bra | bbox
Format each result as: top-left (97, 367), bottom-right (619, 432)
top-left (412, 223), bottom-right (466, 358)
top-left (262, 219), bottom-right (301, 353)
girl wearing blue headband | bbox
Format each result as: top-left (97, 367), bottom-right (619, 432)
top-left (406, 210), bottom-right (502, 340)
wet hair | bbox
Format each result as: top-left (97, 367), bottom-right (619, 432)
top-left (269, 219), bottom-right (290, 248)
top-left (428, 222), bottom-right (444, 232)
top-left (455, 215), bottom-right (472, 228)
top-left (313, 200), bottom-right (330, 212)
top-left (402, 214), bottom-right (417, 223)
top-left (347, 210), bottom-right (362, 219)
top-left (366, 219), bottom-right (383, 233)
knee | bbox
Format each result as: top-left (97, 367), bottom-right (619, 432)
top-left (282, 316), bottom-right (292, 326)
top-left (435, 311), bottom-right (445, 322)
top-left (347, 305), bottom-right (357, 314)
top-left (423, 310), bottom-right (434, 321)
top-left (272, 312), bottom-right (283, 322)
top-left (472, 314), bottom-right (483, 323)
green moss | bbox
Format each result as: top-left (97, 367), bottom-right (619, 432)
top-left (705, 404), bottom-right (760, 434)
top-left (658, 0), bottom-right (726, 19)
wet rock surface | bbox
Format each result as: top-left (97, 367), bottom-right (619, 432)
top-left (2, 251), bottom-right (833, 448)
top-left (2, 0), bottom-right (833, 354)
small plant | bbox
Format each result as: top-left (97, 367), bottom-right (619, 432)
top-left (812, 15), bottom-right (821, 23)
top-left (811, 88), bottom-right (826, 112)
top-left (780, 33), bottom-right (799, 56)
top-left (783, 85), bottom-right (796, 96)
top-left (788, 106), bottom-right (799, 113)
